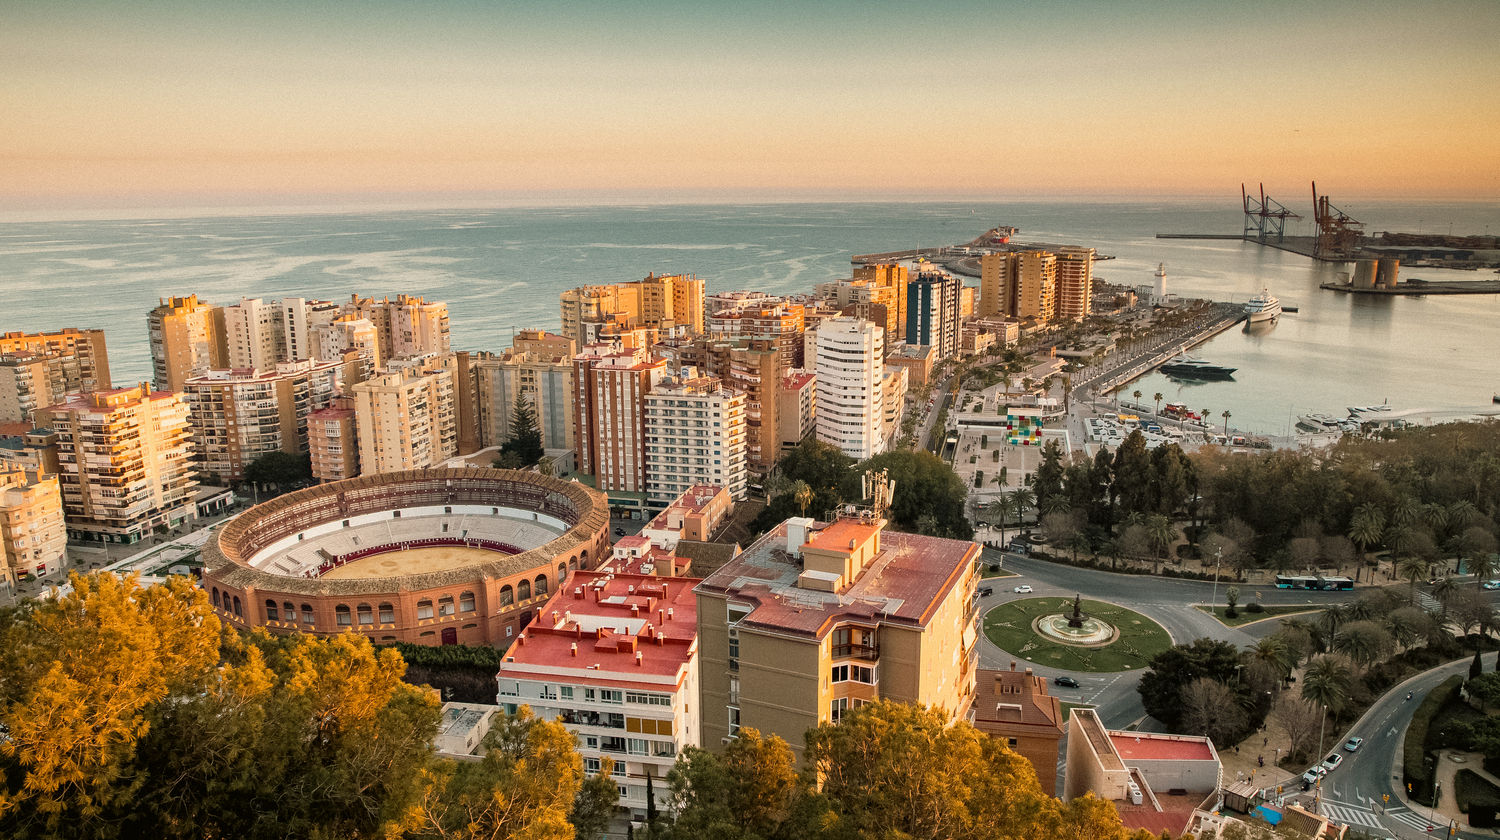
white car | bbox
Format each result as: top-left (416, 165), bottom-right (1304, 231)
top-left (1320, 753), bottom-right (1343, 772)
top-left (1014, 585), bottom-right (1033, 594)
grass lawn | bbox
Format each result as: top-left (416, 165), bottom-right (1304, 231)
top-left (983, 598), bottom-right (1172, 672)
top-left (982, 565), bottom-right (1018, 578)
top-left (1194, 604), bottom-right (1319, 627)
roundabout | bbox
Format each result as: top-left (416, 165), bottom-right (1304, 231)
top-left (983, 597), bottom-right (1171, 672)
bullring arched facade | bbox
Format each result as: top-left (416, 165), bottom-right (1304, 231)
top-left (200, 469), bottom-right (611, 647)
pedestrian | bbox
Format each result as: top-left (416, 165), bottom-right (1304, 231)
top-left (1258, 755), bottom-right (1264, 768)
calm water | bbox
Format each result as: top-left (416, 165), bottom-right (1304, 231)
top-left (2, 200), bottom-right (1497, 434)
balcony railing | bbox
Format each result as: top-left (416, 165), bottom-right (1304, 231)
top-left (832, 643), bottom-right (880, 661)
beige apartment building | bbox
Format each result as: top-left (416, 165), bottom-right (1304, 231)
top-left (1, 354), bottom-right (75, 424)
top-left (572, 344), bottom-right (667, 493)
top-left (183, 359), bottom-right (343, 483)
top-left (310, 314), bottom-right (381, 380)
top-left (0, 328), bottom-right (112, 393)
top-left (36, 385), bottom-right (198, 543)
top-left (352, 355), bottom-right (459, 475)
top-left (644, 372), bottom-right (747, 507)
top-left (1, 464), bottom-right (68, 587)
top-left (559, 274), bottom-right (705, 346)
top-left (307, 397), bottom-right (359, 483)
top-left (695, 514), bottom-right (980, 756)
top-left (776, 372), bottom-right (816, 457)
top-left (473, 330), bottom-right (577, 452)
top-left (149, 295), bottom-right (229, 392)
top-left (1054, 246), bottom-right (1095, 322)
top-left (222, 297), bottom-right (288, 370)
top-left (341, 294), bottom-right (451, 362)
top-left (852, 263), bottom-right (910, 339)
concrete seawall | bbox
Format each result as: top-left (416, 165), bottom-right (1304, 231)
top-left (1077, 304), bottom-right (1247, 396)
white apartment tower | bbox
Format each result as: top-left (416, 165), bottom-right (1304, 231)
top-left (813, 317), bottom-right (886, 460)
top-left (352, 355), bottom-right (459, 475)
top-left (644, 372), bottom-right (747, 507)
top-left (222, 297), bottom-right (287, 370)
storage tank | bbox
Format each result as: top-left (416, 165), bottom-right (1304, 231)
top-left (1352, 259), bottom-right (1379, 289)
top-left (1376, 258), bottom-right (1400, 288)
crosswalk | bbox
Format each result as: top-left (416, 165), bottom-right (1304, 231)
top-left (1384, 807), bottom-right (1438, 832)
top-left (1415, 590), bottom-right (1441, 612)
top-left (1319, 802), bottom-right (1384, 830)
top-left (1316, 798), bottom-right (1438, 835)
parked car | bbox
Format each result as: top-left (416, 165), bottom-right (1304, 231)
top-left (613, 528), bottom-right (625, 536)
top-left (1343, 737), bottom-right (1364, 752)
top-left (1014, 584), bottom-right (1034, 594)
top-left (978, 587), bottom-right (993, 597)
top-left (1053, 676), bottom-right (1080, 688)
top-left (1321, 753), bottom-right (1343, 772)
top-left (1301, 767), bottom-right (1326, 785)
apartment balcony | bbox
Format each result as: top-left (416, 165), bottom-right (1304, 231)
top-left (832, 643), bottom-right (880, 661)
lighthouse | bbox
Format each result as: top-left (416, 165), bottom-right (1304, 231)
top-left (1153, 263), bottom-right (1167, 304)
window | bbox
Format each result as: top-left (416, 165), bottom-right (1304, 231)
top-left (728, 675), bottom-right (740, 706)
top-left (728, 706), bottom-right (741, 737)
top-left (830, 664), bottom-right (875, 684)
top-left (459, 591), bottom-right (475, 613)
top-left (830, 697), bottom-right (849, 722)
top-left (584, 757), bottom-right (600, 773)
top-left (585, 735), bottom-right (598, 749)
top-left (518, 580), bottom-right (531, 601)
top-left (232, 596), bottom-right (242, 617)
top-left (438, 596), bottom-right (455, 617)
top-left (301, 604), bottom-right (314, 624)
top-left (1007, 738), bottom-right (1018, 748)
top-left (600, 736), bottom-right (626, 753)
top-left (540, 685), bottom-right (558, 700)
top-left (499, 681), bottom-right (520, 697)
top-left (625, 691), bottom-right (671, 706)
top-left (357, 604), bottom-right (373, 625)
top-left (264, 600), bottom-right (278, 621)
top-left (628, 738), bottom-right (648, 756)
top-left (599, 689), bottom-right (623, 704)
top-left (557, 562), bottom-right (567, 584)
top-left (283, 602), bottom-right (296, 623)
top-left (336, 604), bottom-right (351, 626)
top-left (417, 599), bottom-right (433, 620)
top-left (584, 688), bottom-right (597, 702)
top-left (534, 574), bottom-right (548, 597)
top-left (617, 785), bottom-right (629, 799)
top-left (212, 588), bottom-right (221, 607)
top-left (379, 603), bottom-right (395, 623)
top-left (728, 628), bottom-right (740, 671)
top-left (500, 585), bottom-right (514, 606)
top-left (561, 687), bottom-right (574, 700)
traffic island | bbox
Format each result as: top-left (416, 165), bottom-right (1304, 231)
top-left (983, 597), bottom-right (1171, 672)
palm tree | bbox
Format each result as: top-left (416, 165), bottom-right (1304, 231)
top-left (988, 499), bottom-right (1010, 543)
top-left (1132, 389), bottom-right (1143, 408)
top-left (1347, 503), bottom-right (1386, 569)
top-left (1397, 555), bottom-right (1430, 605)
top-left (1221, 410), bottom-right (1232, 437)
top-left (1153, 392), bottom-right (1164, 417)
top-left (1471, 552), bottom-right (1499, 592)
top-left (1008, 488), bottom-right (1036, 535)
top-left (1247, 636), bottom-right (1294, 683)
top-left (1145, 514), bottom-right (1178, 564)
top-left (791, 480), bottom-right (813, 518)
top-left (1302, 654), bottom-right (1355, 755)
top-left (1334, 626), bottom-right (1390, 672)
top-left (1431, 576), bottom-right (1458, 617)
top-left (1317, 604), bottom-right (1347, 650)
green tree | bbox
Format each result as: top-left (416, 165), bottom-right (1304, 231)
top-left (1137, 639), bottom-right (1253, 732)
top-left (846, 450), bottom-right (973, 539)
top-left (660, 728), bottom-right (799, 840)
top-left (1397, 555), bottom-right (1431, 604)
top-left (1224, 585), bottom-right (1239, 616)
top-left (1033, 439), bottom-right (1066, 513)
top-left (1333, 620), bottom-right (1393, 672)
top-left (1144, 513), bottom-right (1178, 563)
top-left (1301, 654), bottom-right (1354, 715)
top-left (1152, 392), bottom-right (1163, 417)
top-left (499, 394), bottom-right (545, 467)
top-left (244, 450), bottom-right (312, 493)
top-left (790, 480), bottom-right (813, 518)
top-left (1221, 410), bottom-right (1232, 437)
top-left (572, 758), bottom-right (620, 840)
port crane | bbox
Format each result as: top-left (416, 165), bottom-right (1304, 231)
top-left (1241, 183), bottom-right (1300, 244)
top-left (1311, 182), bottom-right (1364, 259)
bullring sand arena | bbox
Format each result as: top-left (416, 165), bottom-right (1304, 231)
top-left (200, 468), bottom-right (611, 646)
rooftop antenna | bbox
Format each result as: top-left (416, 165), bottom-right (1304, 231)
top-left (861, 468), bottom-right (896, 520)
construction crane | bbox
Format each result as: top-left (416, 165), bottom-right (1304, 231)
top-left (1241, 183), bottom-right (1301, 244)
top-left (1311, 182), bottom-right (1365, 259)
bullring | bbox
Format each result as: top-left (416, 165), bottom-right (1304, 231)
top-left (201, 468), bottom-right (610, 646)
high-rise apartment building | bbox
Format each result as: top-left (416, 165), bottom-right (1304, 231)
top-left (812, 317), bottom-right (885, 460)
top-left (695, 514), bottom-right (980, 756)
top-left (148, 295), bottom-right (228, 392)
top-left (281, 297), bottom-right (342, 361)
top-left (724, 343), bottom-right (784, 473)
top-left (352, 355), bottom-right (460, 475)
top-left (307, 397), bottom-right (359, 483)
top-left (816, 276), bottom-right (901, 341)
top-left (1, 354), bottom-right (75, 424)
top-left (473, 330), bottom-right (577, 452)
top-left (572, 344), bottom-right (667, 493)
top-left (36, 385), bottom-right (198, 543)
top-left (0, 328), bottom-right (112, 393)
top-left (1, 464), bottom-right (67, 588)
top-left (342, 294), bottom-right (451, 362)
top-left (183, 359), bottom-right (343, 483)
top-left (559, 275), bottom-right (705, 346)
top-left (904, 272), bottom-right (962, 360)
top-left (310, 314), bottom-right (382, 379)
top-left (497, 569), bottom-right (701, 821)
top-left (881, 365), bottom-right (908, 442)
top-left (852, 263), bottom-right (910, 340)
top-left (1054, 246), bottom-right (1095, 321)
top-left (776, 372), bottom-right (816, 456)
top-left (222, 297), bottom-right (288, 370)
top-left (644, 372), bottom-right (747, 507)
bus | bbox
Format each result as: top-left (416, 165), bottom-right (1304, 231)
top-left (1315, 576), bottom-right (1354, 591)
top-left (1275, 575), bottom-right (1319, 590)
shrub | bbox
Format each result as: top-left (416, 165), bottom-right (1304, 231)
top-left (1456, 769), bottom-right (1500, 814)
top-left (1246, 602), bottom-right (1265, 614)
top-left (1404, 675), bottom-right (1463, 805)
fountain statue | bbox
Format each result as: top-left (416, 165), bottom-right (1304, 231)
top-left (1067, 593), bottom-right (1086, 629)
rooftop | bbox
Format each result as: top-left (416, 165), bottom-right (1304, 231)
top-left (501, 569), bottom-right (700, 685)
top-left (1109, 733), bottom-right (1217, 763)
top-left (696, 517), bottom-right (977, 638)
top-left (781, 372), bottom-right (816, 390)
top-left (972, 665), bottom-right (1062, 732)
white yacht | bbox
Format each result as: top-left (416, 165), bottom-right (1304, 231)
top-left (1245, 289), bottom-right (1282, 323)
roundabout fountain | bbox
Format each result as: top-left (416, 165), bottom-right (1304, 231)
top-left (1033, 594), bottom-right (1118, 647)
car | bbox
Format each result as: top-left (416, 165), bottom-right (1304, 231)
top-left (1343, 737), bottom-right (1365, 753)
top-left (978, 587), bottom-right (994, 597)
top-left (1053, 676), bottom-right (1080, 688)
top-left (1014, 585), bottom-right (1033, 594)
top-left (1321, 753), bottom-right (1343, 772)
top-left (1301, 767), bottom-right (1326, 785)
top-left (613, 528), bottom-right (625, 536)
top-left (1484, 580), bottom-right (1500, 590)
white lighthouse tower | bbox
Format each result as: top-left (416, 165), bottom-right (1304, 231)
top-left (1153, 263), bottom-right (1167, 304)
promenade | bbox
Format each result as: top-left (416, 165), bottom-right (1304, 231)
top-left (1071, 302), bottom-right (1246, 397)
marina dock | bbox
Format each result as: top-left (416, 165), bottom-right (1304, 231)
top-left (1320, 279), bottom-right (1500, 295)
top-left (1074, 303), bottom-right (1247, 397)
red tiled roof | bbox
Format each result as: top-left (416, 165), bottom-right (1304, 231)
top-left (1110, 733), bottom-right (1216, 762)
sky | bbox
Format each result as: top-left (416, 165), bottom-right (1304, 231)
top-left (3, 0), bottom-right (1498, 209)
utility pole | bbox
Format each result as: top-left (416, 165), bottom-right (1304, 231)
top-left (1209, 547), bottom-right (1223, 613)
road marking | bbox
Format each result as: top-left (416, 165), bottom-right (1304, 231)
top-left (1384, 808), bottom-right (1435, 832)
top-left (1319, 803), bottom-right (1384, 829)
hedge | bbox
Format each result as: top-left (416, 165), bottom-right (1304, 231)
top-left (1026, 550), bottom-right (1225, 582)
top-left (1403, 675), bottom-right (1463, 806)
top-left (1456, 769), bottom-right (1500, 817)
top-left (380, 641), bottom-right (504, 669)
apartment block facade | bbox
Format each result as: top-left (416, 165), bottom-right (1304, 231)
top-left (812, 317), bottom-right (885, 460)
top-left (183, 359), bottom-right (343, 483)
top-left (560, 274), bottom-right (704, 346)
top-left (904, 271), bottom-right (962, 360)
top-left (695, 515), bottom-right (980, 756)
top-left (0, 328), bottom-right (112, 394)
top-left (148, 295), bottom-right (228, 392)
top-left (1, 464), bottom-right (67, 587)
top-left (352, 355), bottom-right (459, 474)
top-left (342, 294), bottom-right (451, 362)
top-left (1054, 246), bottom-right (1095, 321)
top-left (572, 344), bottom-right (667, 493)
top-left (307, 398), bottom-right (359, 483)
top-left (776, 372), bottom-right (816, 456)
top-left (36, 385), bottom-right (198, 543)
top-left (497, 570), bottom-right (701, 821)
top-left (644, 372), bottom-right (747, 507)
top-left (473, 331), bottom-right (577, 452)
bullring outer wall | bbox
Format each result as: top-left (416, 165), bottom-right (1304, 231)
top-left (200, 468), bottom-right (611, 647)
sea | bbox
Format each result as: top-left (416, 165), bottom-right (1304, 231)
top-left (3, 200), bottom-right (1498, 436)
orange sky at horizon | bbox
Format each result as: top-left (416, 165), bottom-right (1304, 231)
top-left (4, 1), bottom-right (1498, 206)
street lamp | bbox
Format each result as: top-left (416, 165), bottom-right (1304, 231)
top-left (1209, 547), bottom-right (1223, 614)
